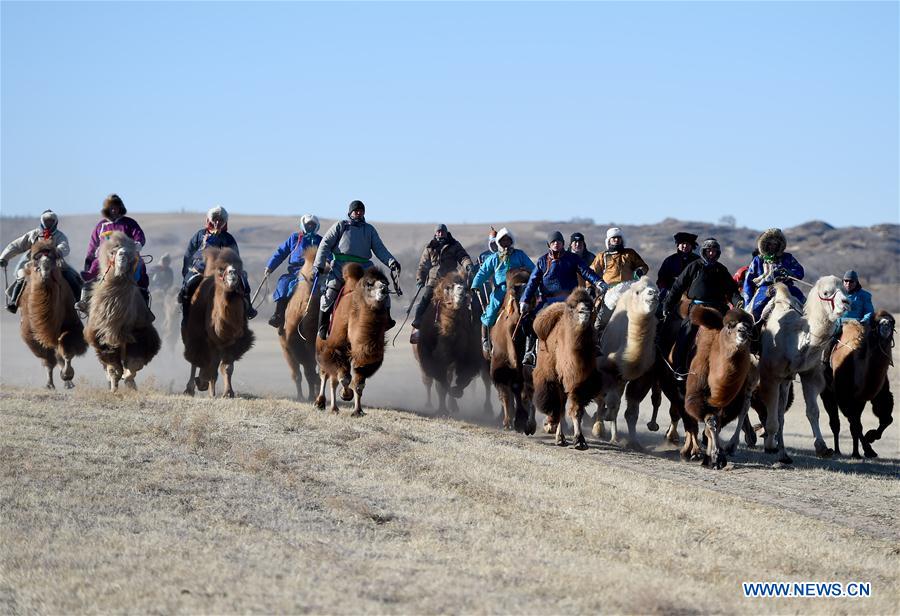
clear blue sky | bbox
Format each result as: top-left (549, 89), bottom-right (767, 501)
top-left (2, 1), bottom-right (897, 227)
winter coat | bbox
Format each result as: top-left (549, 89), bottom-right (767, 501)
top-left (182, 229), bottom-right (240, 278)
top-left (83, 216), bottom-right (146, 278)
top-left (664, 259), bottom-right (738, 314)
top-left (266, 232), bottom-right (323, 275)
top-left (522, 251), bottom-right (601, 305)
top-left (472, 249), bottom-right (535, 291)
top-left (591, 248), bottom-right (649, 285)
top-left (657, 251), bottom-right (699, 292)
top-left (150, 265), bottom-right (174, 291)
top-left (1, 228), bottom-right (71, 268)
top-left (841, 288), bottom-right (875, 324)
top-left (416, 234), bottom-right (473, 287)
top-left (313, 217), bottom-right (396, 272)
top-left (742, 253), bottom-right (804, 306)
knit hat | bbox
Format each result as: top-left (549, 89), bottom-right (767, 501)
top-left (348, 200), bottom-right (365, 215)
top-left (547, 230), bottom-right (564, 245)
top-left (843, 270), bottom-right (858, 282)
top-left (570, 232), bottom-right (585, 243)
top-left (435, 224), bottom-right (448, 233)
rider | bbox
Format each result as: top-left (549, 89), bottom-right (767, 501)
top-left (313, 200), bottom-right (400, 340)
top-left (264, 214), bottom-right (323, 332)
top-left (0, 210), bottom-right (81, 313)
top-left (743, 228), bottom-right (805, 321)
top-left (656, 232), bottom-right (699, 305)
top-left (473, 228), bottom-right (499, 311)
top-left (519, 231), bottom-right (606, 366)
top-left (567, 232), bottom-right (596, 268)
top-left (179, 206), bottom-right (257, 324)
top-left (149, 253), bottom-right (175, 294)
top-left (662, 238), bottom-right (738, 378)
top-left (410, 224), bottom-right (475, 344)
top-left (822, 270), bottom-right (875, 368)
top-left (77, 194), bottom-right (150, 313)
top-left (591, 227), bottom-right (649, 329)
top-left (470, 227), bottom-right (535, 357)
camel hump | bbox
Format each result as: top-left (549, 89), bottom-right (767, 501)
top-left (534, 302), bottom-right (566, 340)
top-left (205, 247), bottom-right (242, 273)
top-left (690, 305), bottom-right (724, 330)
top-left (343, 262), bottom-right (365, 284)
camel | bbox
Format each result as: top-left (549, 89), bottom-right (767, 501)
top-left (469, 287), bottom-right (495, 415)
top-left (84, 232), bottom-right (161, 390)
top-left (413, 272), bottom-right (483, 413)
top-left (756, 278), bottom-right (849, 465)
top-left (532, 289), bottom-right (598, 449)
top-left (591, 277), bottom-right (659, 445)
top-left (182, 248), bottom-right (255, 398)
top-left (820, 311), bottom-right (895, 458)
top-left (17, 240), bottom-right (88, 389)
top-left (280, 247), bottom-right (323, 401)
top-left (314, 263), bottom-right (392, 416)
top-left (490, 268), bottom-right (536, 433)
top-left (683, 307), bottom-right (754, 468)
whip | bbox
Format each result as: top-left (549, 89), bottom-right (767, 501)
top-left (250, 270), bottom-right (270, 307)
top-left (391, 283), bottom-right (424, 347)
top-left (296, 272), bottom-right (320, 342)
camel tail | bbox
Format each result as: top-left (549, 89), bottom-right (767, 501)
top-left (690, 305), bottom-right (724, 330)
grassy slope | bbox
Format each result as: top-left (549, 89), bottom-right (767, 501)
top-left (1, 387), bottom-right (897, 614)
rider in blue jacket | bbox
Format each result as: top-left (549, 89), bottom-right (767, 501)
top-left (743, 228), bottom-right (805, 320)
top-left (264, 214), bottom-right (323, 331)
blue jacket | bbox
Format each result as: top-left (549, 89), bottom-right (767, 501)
top-left (522, 251), bottom-right (601, 305)
top-left (841, 288), bottom-right (875, 324)
top-left (743, 253), bottom-right (805, 304)
top-left (472, 249), bottom-right (534, 291)
top-left (183, 229), bottom-right (239, 278)
top-left (266, 232), bottom-right (322, 274)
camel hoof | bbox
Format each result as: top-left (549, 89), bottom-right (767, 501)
top-left (572, 434), bottom-right (588, 450)
top-left (850, 452), bottom-right (863, 459)
top-left (627, 440), bottom-right (645, 453)
top-left (724, 443), bottom-right (737, 457)
top-left (864, 448), bottom-right (878, 459)
top-left (449, 386), bottom-right (464, 399)
top-left (863, 429), bottom-right (880, 444)
top-left (689, 452), bottom-right (703, 462)
top-left (184, 388), bottom-right (195, 397)
top-left (764, 446), bottom-right (779, 455)
top-left (555, 434), bottom-right (568, 447)
top-left (513, 411), bottom-right (527, 434)
top-left (125, 380), bottom-right (137, 391)
top-left (223, 391), bottom-right (235, 399)
top-left (314, 395), bottom-right (326, 410)
top-left (743, 430), bottom-right (757, 448)
top-left (525, 419), bottom-right (537, 436)
top-left (591, 421), bottom-right (604, 439)
top-left (340, 387), bottom-right (354, 402)
top-left (64, 380), bottom-right (75, 390)
top-left (45, 382), bottom-right (55, 390)
top-left (814, 440), bottom-right (834, 458)
top-left (194, 377), bottom-right (208, 392)
top-left (777, 452), bottom-right (793, 465)
top-left (646, 421), bottom-right (659, 432)
top-left (701, 454), bottom-right (711, 467)
top-left (351, 410), bottom-right (366, 418)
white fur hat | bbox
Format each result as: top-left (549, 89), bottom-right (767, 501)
top-left (495, 227), bottom-right (515, 246)
top-left (606, 227), bottom-right (624, 249)
top-left (207, 205), bottom-right (228, 223)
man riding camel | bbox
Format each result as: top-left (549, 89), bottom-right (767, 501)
top-left (591, 227), bottom-right (649, 330)
top-left (743, 228), bottom-right (805, 321)
top-left (149, 253), bottom-right (175, 294)
top-left (663, 238), bottom-right (738, 378)
top-left (470, 227), bottom-right (535, 356)
top-left (409, 224), bottom-right (475, 344)
top-left (1, 210), bottom-right (81, 313)
top-left (179, 206), bottom-right (257, 324)
top-left (567, 232), bottom-right (596, 268)
top-left (519, 231), bottom-right (606, 366)
top-left (313, 200), bottom-right (400, 340)
top-left (264, 214), bottom-right (323, 332)
top-left (77, 194), bottom-right (150, 315)
top-left (822, 270), bottom-right (876, 369)
top-left (656, 232), bottom-right (699, 305)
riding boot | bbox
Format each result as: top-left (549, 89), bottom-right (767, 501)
top-left (522, 333), bottom-right (537, 367)
top-left (139, 287), bottom-right (156, 322)
top-left (481, 324), bottom-right (492, 358)
top-left (74, 282), bottom-right (93, 315)
top-left (268, 298), bottom-right (288, 329)
top-left (244, 295), bottom-right (257, 320)
top-left (318, 304), bottom-right (332, 340)
top-left (6, 278), bottom-right (25, 314)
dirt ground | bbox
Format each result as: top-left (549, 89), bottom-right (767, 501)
top-left (1, 308), bottom-right (898, 613)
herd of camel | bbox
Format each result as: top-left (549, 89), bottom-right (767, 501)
top-left (11, 232), bottom-right (896, 468)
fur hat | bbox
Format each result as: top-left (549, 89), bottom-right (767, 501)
top-left (757, 228), bottom-right (786, 259)
top-left (300, 214), bottom-right (320, 234)
top-left (547, 230), bottom-right (564, 245)
top-left (673, 232), bottom-right (697, 245)
top-left (495, 227), bottom-right (515, 247)
top-left (40, 210), bottom-right (58, 232)
top-left (348, 200), bottom-right (365, 216)
top-left (605, 227), bottom-right (624, 249)
top-left (207, 205), bottom-right (228, 223)
top-left (102, 193), bottom-right (126, 218)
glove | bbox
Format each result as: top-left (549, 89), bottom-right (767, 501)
top-left (416, 281), bottom-right (425, 290)
top-left (774, 267), bottom-right (789, 281)
top-left (390, 261), bottom-right (401, 273)
top-left (0, 258), bottom-right (6, 268)
top-left (594, 280), bottom-right (608, 292)
top-left (263, 267), bottom-right (271, 276)
top-left (519, 301), bottom-right (529, 315)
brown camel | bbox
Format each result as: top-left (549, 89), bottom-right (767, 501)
top-left (466, 285), bottom-right (494, 414)
top-left (314, 264), bottom-right (392, 416)
top-left (182, 248), bottom-right (255, 398)
top-left (490, 268), bottom-right (536, 433)
top-left (280, 247), bottom-right (323, 401)
top-left (413, 271), bottom-right (483, 413)
top-left (683, 306), bottom-right (754, 467)
top-left (17, 240), bottom-right (88, 389)
top-left (84, 232), bottom-right (160, 390)
top-left (820, 311), bottom-right (895, 458)
top-left (532, 289), bottom-right (598, 449)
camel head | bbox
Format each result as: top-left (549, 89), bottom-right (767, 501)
top-left (359, 268), bottom-right (390, 310)
top-left (438, 272), bottom-right (468, 310)
top-left (29, 240), bottom-right (59, 283)
top-left (625, 276), bottom-right (659, 316)
top-left (806, 276), bottom-right (850, 323)
top-left (205, 248), bottom-right (245, 293)
top-left (722, 309), bottom-right (754, 349)
top-left (874, 311), bottom-right (895, 342)
top-left (98, 231), bottom-right (139, 281)
top-left (565, 288), bottom-right (593, 329)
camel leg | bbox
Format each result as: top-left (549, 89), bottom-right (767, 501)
top-left (848, 407), bottom-right (863, 459)
top-left (61, 356), bottom-right (75, 389)
top-left (555, 412), bottom-right (568, 447)
top-left (314, 371), bottom-right (328, 409)
top-left (424, 377), bottom-right (433, 410)
top-left (647, 379), bottom-right (662, 431)
top-left (350, 374), bottom-right (366, 417)
top-left (725, 387), bottom-right (753, 456)
top-left (220, 361), bottom-right (235, 399)
top-left (328, 376), bottom-right (340, 413)
top-left (848, 404), bottom-right (876, 458)
top-left (591, 393), bottom-right (606, 438)
top-left (864, 381), bottom-right (893, 446)
top-left (800, 371), bottom-right (832, 458)
top-left (305, 367), bottom-right (320, 404)
top-left (289, 360), bottom-right (303, 402)
top-left (122, 367), bottom-right (137, 390)
top-left (185, 365), bottom-right (197, 396)
top-left (106, 363), bottom-right (121, 391)
top-left (497, 386), bottom-right (513, 430)
top-left (825, 397), bottom-right (842, 456)
top-left (623, 398), bottom-right (642, 450)
top-left (512, 382), bottom-right (528, 433)
top-left (436, 381), bottom-right (448, 414)
top-left (741, 414), bottom-right (757, 447)
top-left (482, 370), bottom-right (493, 414)
top-left (704, 415), bottom-right (726, 469)
top-left (680, 428), bottom-right (699, 460)
top-left (569, 397), bottom-right (587, 450)
top-left (606, 388), bottom-right (623, 445)
top-left (664, 402), bottom-right (681, 445)
top-left (44, 362), bottom-right (55, 390)
top-left (339, 372), bottom-right (353, 402)
top-left (759, 380), bottom-right (781, 454)
top-left (448, 394), bottom-right (459, 414)
top-left (774, 385), bottom-right (792, 465)
top-left (525, 394), bottom-right (537, 436)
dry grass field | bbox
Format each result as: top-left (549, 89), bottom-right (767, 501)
top-left (1, 308), bottom-right (898, 614)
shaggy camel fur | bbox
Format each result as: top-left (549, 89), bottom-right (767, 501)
top-left (280, 247), bottom-right (322, 401)
top-left (532, 289), bottom-right (597, 449)
top-left (84, 232), bottom-right (160, 390)
top-left (591, 277), bottom-right (659, 445)
top-left (756, 278), bottom-right (849, 465)
top-left (490, 268), bottom-right (536, 433)
top-left (315, 264), bottom-right (392, 416)
top-left (683, 307), bottom-right (754, 468)
top-left (18, 240), bottom-right (88, 389)
top-left (413, 272), bottom-right (483, 413)
top-left (182, 248), bottom-right (255, 398)
top-left (820, 311), bottom-right (895, 458)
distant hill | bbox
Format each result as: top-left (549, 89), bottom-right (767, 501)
top-left (1, 214), bottom-right (897, 311)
